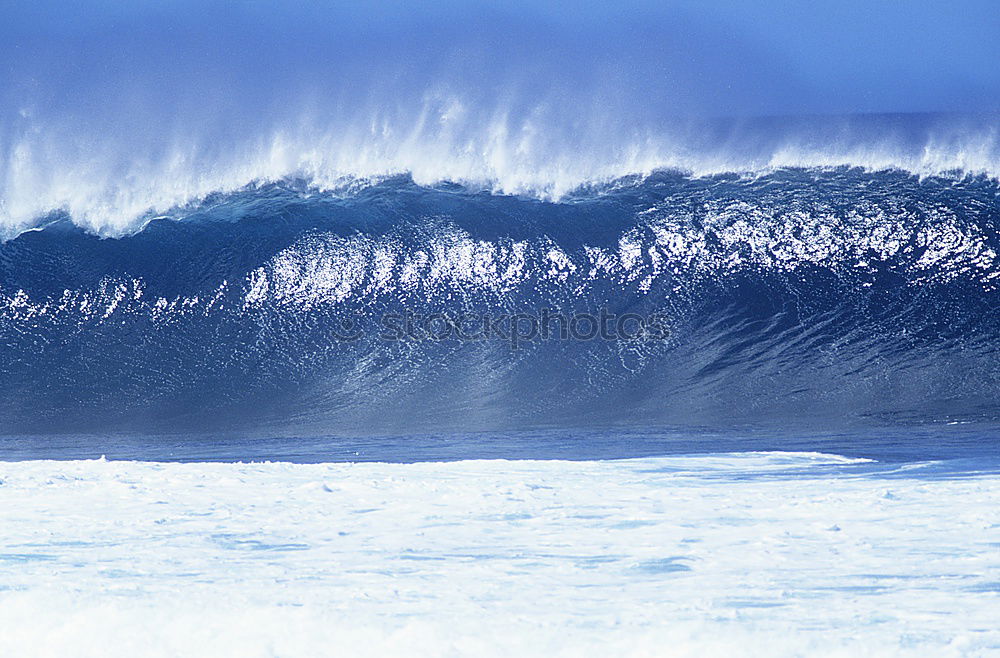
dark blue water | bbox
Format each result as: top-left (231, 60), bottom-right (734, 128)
top-left (2, 425), bottom-right (999, 467)
top-left (2, 167), bottom-right (1000, 462)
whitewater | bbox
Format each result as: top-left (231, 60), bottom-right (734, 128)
top-left (1, 452), bottom-right (998, 657)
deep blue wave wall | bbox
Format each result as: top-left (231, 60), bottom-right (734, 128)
top-left (2, 168), bottom-right (999, 435)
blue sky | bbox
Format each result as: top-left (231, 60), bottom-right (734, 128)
top-left (1, 0), bottom-right (998, 121)
top-left (688, 0), bottom-right (1000, 114)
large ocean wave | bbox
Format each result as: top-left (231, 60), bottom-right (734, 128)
top-left (2, 167), bottom-right (999, 434)
top-left (4, 1), bottom-right (1000, 437)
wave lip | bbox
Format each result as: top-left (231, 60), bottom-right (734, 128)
top-left (2, 113), bottom-right (999, 238)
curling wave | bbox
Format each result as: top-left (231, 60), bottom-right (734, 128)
top-left (2, 167), bottom-right (999, 434)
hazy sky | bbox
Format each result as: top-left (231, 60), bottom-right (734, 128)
top-left (2, 0), bottom-right (998, 119)
top-left (685, 0), bottom-right (1000, 114)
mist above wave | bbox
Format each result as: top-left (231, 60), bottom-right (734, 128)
top-left (2, 113), bottom-right (999, 238)
top-left (2, 2), bottom-right (1000, 236)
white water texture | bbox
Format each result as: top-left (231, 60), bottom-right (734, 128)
top-left (0, 452), bottom-right (997, 657)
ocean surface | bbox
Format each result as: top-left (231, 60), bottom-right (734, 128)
top-left (3, 2), bottom-right (1000, 653)
top-left (2, 163), bottom-right (999, 656)
top-left (1, 452), bottom-right (998, 657)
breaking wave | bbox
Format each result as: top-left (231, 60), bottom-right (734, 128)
top-left (5, 2), bottom-right (1000, 435)
top-left (2, 168), bottom-right (999, 434)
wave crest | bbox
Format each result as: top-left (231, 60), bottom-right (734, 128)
top-left (2, 112), bottom-right (999, 237)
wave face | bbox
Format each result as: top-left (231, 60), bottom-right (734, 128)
top-left (2, 168), bottom-right (999, 434)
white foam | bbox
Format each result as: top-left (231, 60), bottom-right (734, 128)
top-left (2, 108), bottom-right (998, 238)
top-left (0, 452), bottom-right (996, 656)
top-left (3, 187), bottom-right (998, 328)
